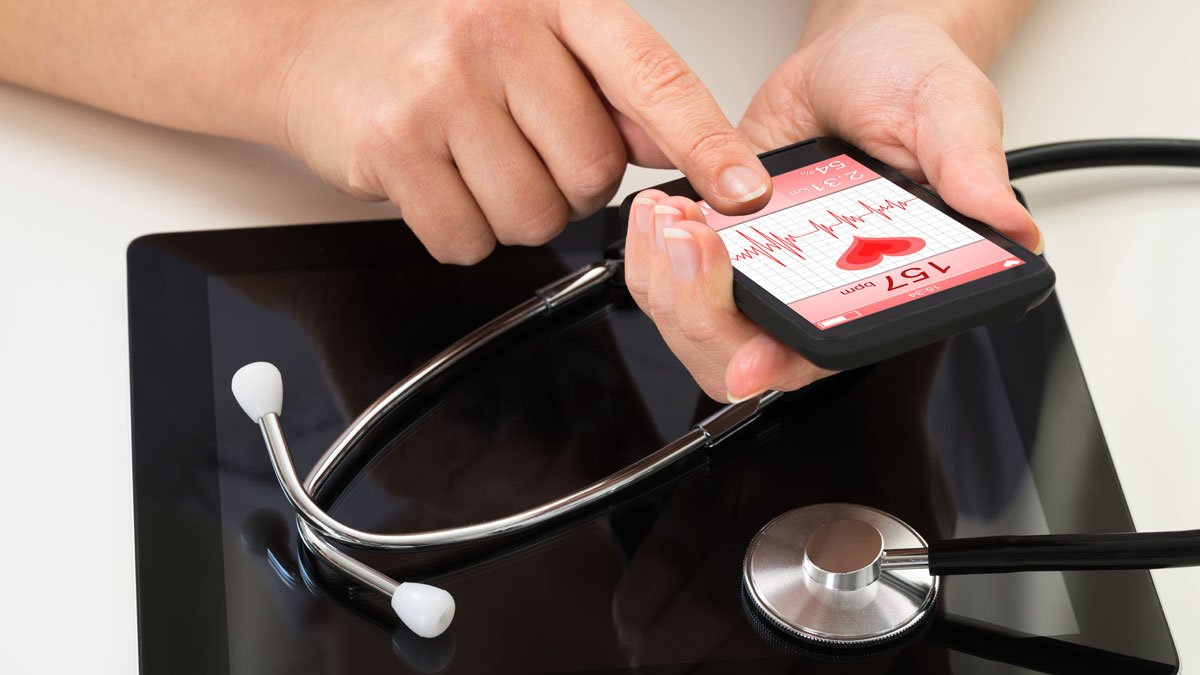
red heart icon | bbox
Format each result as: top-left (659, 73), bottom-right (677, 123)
top-left (836, 236), bottom-right (926, 271)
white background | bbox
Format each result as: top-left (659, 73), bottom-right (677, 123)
top-left (0, 0), bottom-right (1196, 671)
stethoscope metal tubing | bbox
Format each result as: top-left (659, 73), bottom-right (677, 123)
top-left (303, 259), bottom-right (620, 501)
top-left (288, 393), bottom-right (780, 614)
top-left (263, 394), bottom-right (780, 552)
top-left (253, 254), bottom-right (785, 599)
top-left (297, 519), bottom-right (399, 597)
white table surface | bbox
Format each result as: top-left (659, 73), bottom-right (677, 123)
top-left (1, 0), bottom-right (1196, 671)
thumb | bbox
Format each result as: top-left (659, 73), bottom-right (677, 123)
top-left (557, 0), bottom-right (771, 215)
top-left (929, 144), bottom-right (1043, 254)
top-left (915, 69), bottom-right (1043, 253)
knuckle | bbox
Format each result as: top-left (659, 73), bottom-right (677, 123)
top-left (363, 106), bottom-right (420, 157)
top-left (414, 211), bottom-right (496, 265)
top-left (360, 83), bottom-right (445, 161)
top-left (561, 148), bottom-right (627, 211)
top-left (431, 234), bottom-right (496, 266)
top-left (495, 197), bottom-right (568, 246)
top-left (680, 127), bottom-right (744, 167)
top-left (627, 42), bottom-right (698, 108)
top-left (676, 310), bottom-right (722, 348)
top-left (406, 46), bottom-right (466, 104)
top-left (645, 289), bottom-right (676, 325)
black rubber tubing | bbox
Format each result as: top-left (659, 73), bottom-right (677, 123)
top-left (920, 137), bottom-right (1200, 576)
top-left (1006, 138), bottom-right (1200, 179)
top-left (928, 530), bottom-right (1200, 575)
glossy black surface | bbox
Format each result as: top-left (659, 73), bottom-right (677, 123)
top-left (128, 210), bottom-right (1177, 674)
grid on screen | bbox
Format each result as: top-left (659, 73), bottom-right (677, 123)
top-left (719, 177), bottom-right (982, 304)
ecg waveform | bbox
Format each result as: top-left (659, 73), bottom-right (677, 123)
top-left (728, 198), bottom-right (917, 267)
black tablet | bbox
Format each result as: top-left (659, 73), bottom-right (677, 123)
top-left (128, 211), bottom-right (1176, 674)
top-left (620, 138), bottom-right (1055, 370)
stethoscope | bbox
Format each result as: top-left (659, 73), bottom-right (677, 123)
top-left (231, 253), bottom-right (788, 639)
top-left (742, 503), bottom-right (1200, 648)
top-left (231, 139), bottom-right (1200, 650)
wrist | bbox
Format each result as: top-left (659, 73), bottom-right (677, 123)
top-left (156, 1), bottom-right (325, 151)
top-left (799, 0), bottom-right (1033, 69)
top-left (226, 4), bottom-right (323, 151)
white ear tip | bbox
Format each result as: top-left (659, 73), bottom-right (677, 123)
top-left (392, 582), bottom-right (455, 638)
top-left (231, 362), bottom-right (283, 421)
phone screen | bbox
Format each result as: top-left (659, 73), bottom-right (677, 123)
top-left (700, 155), bottom-right (1023, 330)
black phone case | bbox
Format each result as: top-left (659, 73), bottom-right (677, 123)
top-left (618, 138), bottom-right (1056, 371)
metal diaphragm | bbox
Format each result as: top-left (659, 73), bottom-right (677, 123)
top-left (742, 503), bottom-right (938, 648)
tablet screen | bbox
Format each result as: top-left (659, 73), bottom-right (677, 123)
top-left (127, 216), bottom-right (1176, 674)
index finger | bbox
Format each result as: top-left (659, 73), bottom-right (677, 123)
top-left (556, 0), bottom-right (772, 214)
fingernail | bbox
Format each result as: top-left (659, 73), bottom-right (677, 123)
top-left (632, 197), bottom-right (655, 235)
top-left (662, 227), bottom-right (700, 281)
top-left (718, 165), bottom-right (768, 203)
top-left (1032, 227), bottom-right (1045, 255)
top-left (653, 204), bottom-right (682, 250)
top-left (727, 388), bottom-right (769, 404)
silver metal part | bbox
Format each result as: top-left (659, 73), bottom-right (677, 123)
top-left (303, 294), bottom-right (551, 503)
top-left (262, 410), bottom-right (714, 550)
top-left (249, 258), bottom-right (784, 599)
top-left (297, 519), bottom-right (399, 597)
top-left (801, 519), bottom-right (885, 591)
top-left (743, 503), bottom-right (939, 647)
top-left (696, 390), bottom-right (784, 441)
top-left (535, 260), bottom-right (621, 310)
top-left (881, 548), bottom-right (931, 571)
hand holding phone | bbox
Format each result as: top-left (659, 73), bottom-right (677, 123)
top-left (620, 138), bottom-right (1054, 399)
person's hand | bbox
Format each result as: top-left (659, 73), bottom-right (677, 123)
top-left (274, 0), bottom-right (771, 263)
top-left (738, 8), bottom-right (1041, 252)
top-left (624, 4), bottom-right (1038, 402)
top-left (625, 192), bottom-right (832, 402)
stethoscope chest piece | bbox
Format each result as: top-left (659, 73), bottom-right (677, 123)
top-left (742, 503), bottom-right (938, 648)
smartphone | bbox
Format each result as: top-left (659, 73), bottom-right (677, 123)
top-left (619, 138), bottom-right (1055, 370)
